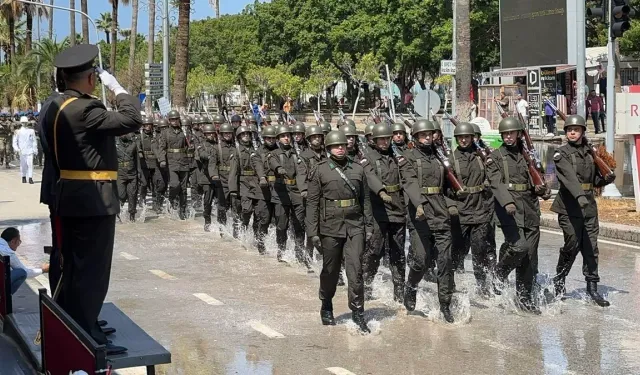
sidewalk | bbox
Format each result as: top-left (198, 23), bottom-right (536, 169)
top-left (0, 164), bottom-right (49, 225)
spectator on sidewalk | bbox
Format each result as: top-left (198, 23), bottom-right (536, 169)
top-left (544, 100), bottom-right (556, 136)
top-left (587, 90), bottom-right (604, 134)
top-left (0, 227), bottom-right (49, 295)
top-left (516, 94), bottom-right (529, 124)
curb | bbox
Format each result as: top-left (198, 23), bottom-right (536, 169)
top-left (541, 213), bottom-right (640, 244)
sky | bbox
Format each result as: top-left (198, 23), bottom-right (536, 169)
top-left (37, 0), bottom-right (262, 43)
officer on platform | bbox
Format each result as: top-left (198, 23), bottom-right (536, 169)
top-left (43, 44), bottom-right (141, 355)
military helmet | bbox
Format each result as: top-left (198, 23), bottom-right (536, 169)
top-left (343, 119), bottom-right (356, 128)
top-left (364, 123), bottom-right (375, 136)
top-left (191, 114), bottom-right (202, 124)
top-left (167, 110), bottom-right (180, 119)
top-left (219, 123), bottom-right (234, 133)
top-left (564, 115), bottom-right (587, 130)
top-left (157, 119), bottom-right (169, 128)
top-left (276, 125), bottom-right (291, 137)
top-left (142, 116), bottom-right (154, 125)
top-left (231, 114), bottom-right (242, 123)
top-left (153, 118), bottom-right (159, 126)
top-left (320, 121), bottom-right (332, 134)
top-left (411, 118), bottom-right (436, 136)
top-left (453, 122), bottom-right (476, 137)
top-left (471, 123), bottom-right (482, 136)
top-left (262, 126), bottom-right (277, 138)
top-left (325, 130), bottom-right (348, 147)
top-left (182, 116), bottom-right (194, 126)
top-left (236, 125), bottom-right (251, 136)
top-left (340, 124), bottom-right (358, 137)
top-left (432, 119), bottom-right (442, 132)
top-left (201, 115), bottom-right (212, 124)
top-left (305, 125), bottom-right (323, 139)
top-left (372, 123), bottom-right (393, 139)
top-left (498, 117), bottom-right (522, 133)
top-left (391, 122), bottom-right (406, 134)
top-left (203, 124), bottom-right (216, 133)
top-left (212, 114), bottom-right (225, 124)
top-left (292, 123), bottom-right (306, 134)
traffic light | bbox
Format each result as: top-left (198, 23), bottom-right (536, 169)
top-left (587, 1), bottom-right (607, 23)
top-left (611, 0), bottom-right (633, 38)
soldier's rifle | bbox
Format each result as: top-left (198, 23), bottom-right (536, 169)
top-left (544, 98), bottom-right (615, 179)
top-left (289, 113), bottom-right (302, 154)
top-left (494, 99), bottom-right (546, 188)
top-left (369, 108), bottom-right (382, 124)
top-left (312, 110), bottom-right (322, 126)
top-left (259, 109), bottom-right (271, 127)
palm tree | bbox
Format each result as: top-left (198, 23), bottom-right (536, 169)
top-left (174, 0), bottom-right (191, 109)
top-left (119, 28), bottom-right (131, 39)
top-left (97, 12), bottom-right (112, 44)
top-left (0, 17), bottom-right (25, 65)
top-left (69, 0), bottom-right (76, 46)
top-left (48, 0), bottom-right (52, 39)
top-left (146, 0), bottom-right (154, 113)
top-left (109, 0), bottom-right (130, 75)
top-left (80, 0), bottom-right (89, 43)
top-left (0, 0), bottom-right (24, 68)
top-left (23, 0), bottom-right (49, 53)
top-left (128, 0), bottom-right (138, 93)
top-left (455, 0), bottom-right (471, 112)
top-left (27, 38), bottom-right (70, 89)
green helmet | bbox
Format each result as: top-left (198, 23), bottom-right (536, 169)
top-left (276, 125), bottom-right (291, 137)
top-left (292, 123), bottom-right (306, 134)
top-left (564, 115), bottom-right (587, 130)
top-left (201, 115), bottom-right (212, 124)
top-left (236, 125), bottom-right (251, 136)
top-left (195, 114), bottom-right (205, 124)
top-left (391, 122), bottom-right (406, 134)
top-left (372, 123), bottom-right (393, 139)
top-left (364, 123), bottom-right (375, 136)
top-left (498, 117), bottom-right (522, 133)
top-left (142, 116), bottom-right (154, 125)
top-left (220, 123), bottom-right (234, 133)
top-left (181, 116), bottom-right (192, 126)
top-left (325, 130), bottom-right (348, 147)
top-left (453, 122), bottom-right (475, 137)
top-left (212, 114), bottom-right (225, 124)
top-left (340, 124), bottom-right (358, 137)
top-left (471, 123), bottom-right (482, 136)
top-left (320, 121), bottom-right (332, 134)
top-left (203, 124), bottom-right (216, 133)
top-left (305, 125), bottom-right (323, 138)
top-left (167, 110), bottom-right (180, 119)
top-left (432, 120), bottom-right (442, 132)
top-left (343, 119), bottom-right (356, 128)
top-left (231, 114), bottom-right (242, 123)
top-left (157, 119), bottom-right (168, 128)
top-left (262, 126), bottom-right (277, 138)
top-left (411, 118), bottom-right (436, 136)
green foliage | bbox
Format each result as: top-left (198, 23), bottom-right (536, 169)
top-left (340, 52), bottom-right (381, 87)
top-left (304, 60), bottom-right (340, 95)
top-left (269, 67), bottom-right (303, 99)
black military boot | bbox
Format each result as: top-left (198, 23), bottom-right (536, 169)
top-left (554, 277), bottom-right (566, 300)
top-left (28, 178), bottom-right (33, 184)
top-left (440, 302), bottom-right (454, 323)
top-left (364, 284), bottom-right (373, 301)
top-left (320, 300), bottom-right (335, 326)
top-left (587, 281), bottom-right (610, 307)
top-left (352, 310), bottom-right (370, 334)
top-left (129, 213), bottom-right (136, 222)
top-left (423, 267), bottom-right (437, 283)
top-left (337, 271), bottom-right (345, 286)
top-left (204, 218), bottom-right (212, 232)
top-left (404, 283), bottom-right (417, 312)
top-left (22, 177), bottom-right (26, 183)
top-left (393, 283), bottom-right (404, 304)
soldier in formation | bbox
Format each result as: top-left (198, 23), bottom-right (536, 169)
top-left (116, 133), bottom-right (140, 221)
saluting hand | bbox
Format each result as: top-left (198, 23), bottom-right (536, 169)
top-left (96, 67), bottom-right (127, 96)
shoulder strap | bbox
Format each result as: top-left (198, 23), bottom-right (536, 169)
top-left (416, 157), bottom-right (422, 186)
top-left (439, 160), bottom-right (444, 189)
top-left (53, 97), bottom-right (79, 166)
top-left (476, 156), bottom-right (484, 171)
top-left (375, 159), bottom-right (381, 178)
top-left (329, 161), bottom-right (357, 196)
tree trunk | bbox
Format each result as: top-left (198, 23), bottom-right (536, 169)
top-left (69, 0), bottom-right (76, 46)
top-left (173, 0), bottom-right (191, 109)
top-left (352, 86), bottom-right (361, 118)
top-left (128, 0), bottom-right (139, 93)
top-left (49, 0), bottom-right (54, 39)
top-left (9, 16), bottom-right (15, 69)
top-left (81, 0), bottom-right (89, 43)
top-left (111, 0), bottom-right (118, 74)
top-left (146, 0), bottom-right (155, 113)
top-left (105, 32), bottom-right (110, 44)
top-left (25, 11), bottom-right (32, 53)
top-left (455, 0), bottom-right (471, 110)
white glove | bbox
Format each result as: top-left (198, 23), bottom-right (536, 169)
top-left (96, 67), bottom-right (128, 96)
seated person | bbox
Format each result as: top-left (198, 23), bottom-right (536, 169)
top-left (0, 227), bottom-right (49, 294)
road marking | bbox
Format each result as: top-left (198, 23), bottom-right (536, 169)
top-left (248, 321), bottom-right (285, 338)
top-left (193, 293), bottom-right (224, 306)
top-left (113, 367), bottom-right (148, 375)
top-left (540, 228), bottom-right (640, 250)
top-left (120, 252), bottom-right (139, 260)
top-left (326, 368), bottom-right (357, 375)
top-left (149, 269), bottom-right (177, 280)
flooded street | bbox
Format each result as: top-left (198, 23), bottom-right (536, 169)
top-left (3, 168), bottom-right (640, 375)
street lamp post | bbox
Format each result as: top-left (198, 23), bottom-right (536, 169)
top-left (140, 0), bottom-right (175, 103)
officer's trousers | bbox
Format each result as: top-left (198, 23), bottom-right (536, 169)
top-left (59, 215), bottom-right (116, 345)
top-left (363, 220), bottom-right (406, 290)
top-left (274, 203), bottom-right (305, 261)
top-left (48, 206), bottom-right (63, 300)
top-left (407, 216), bottom-right (454, 304)
top-left (453, 221), bottom-right (497, 284)
top-left (117, 176), bottom-right (138, 214)
top-left (19, 153), bottom-right (33, 178)
top-left (202, 183), bottom-right (215, 224)
top-left (319, 234), bottom-right (365, 312)
top-left (495, 225), bottom-right (540, 301)
top-left (168, 170), bottom-right (188, 211)
top-left (555, 214), bottom-right (600, 283)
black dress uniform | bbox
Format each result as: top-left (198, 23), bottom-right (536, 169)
top-left (43, 44), bottom-right (141, 350)
top-left (296, 144), bottom-right (327, 260)
top-left (551, 129), bottom-right (614, 306)
top-left (158, 125), bottom-right (191, 218)
top-left (486, 143), bottom-right (541, 311)
top-left (212, 134), bottom-right (236, 233)
top-left (255, 135), bottom-right (277, 252)
top-left (137, 125), bottom-right (164, 211)
top-left (194, 128), bottom-right (218, 231)
top-left (116, 135), bottom-right (140, 220)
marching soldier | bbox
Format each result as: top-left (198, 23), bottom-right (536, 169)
top-left (401, 119), bottom-right (458, 323)
top-left (116, 133), bottom-right (140, 221)
top-left (0, 114), bottom-right (12, 167)
top-left (306, 130), bottom-right (373, 333)
top-left (361, 123), bottom-right (407, 302)
top-left (194, 123), bottom-right (218, 231)
top-left (551, 115), bottom-right (615, 306)
top-left (181, 115), bottom-right (201, 211)
top-left (267, 125), bottom-right (307, 264)
top-left (485, 117), bottom-right (544, 314)
top-left (230, 114), bottom-right (243, 130)
top-left (449, 123), bottom-right (495, 296)
top-left (213, 123), bottom-right (237, 236)
top-left (256, 125), bottom-right (278, 253)
top-left (158, 110), bottom-right (192, 220)
top-left (212, 114), bottom-right (225, 133)
top-left (137, 116), bottom-right (164, 212)
top-left (292, 123), bottom-right (307, 152)
top-left (391, 122), bottom-right (409, 151)
top-left (339, 124), bottom-right (361, 160)
top-left (155, 118), bottom-right (170, 210)
top-left (320, 121), bottom-right (332, 135)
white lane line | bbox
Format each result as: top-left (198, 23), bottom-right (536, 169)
top-left (248, 321), bottom-right (285, 338)
top-left (120, 252), bottom-right (139, 260)
top-left (540, 228), bottom-right (640, 250)
top-left (326, 368), bottom-right (357, 375)
top-left (149, 269), bottom-right (177, 280)
top-left (193, 293), bottom-right (224, 306)
top-left (113, 367), bottom-right (148, 375)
